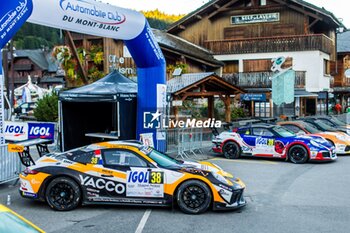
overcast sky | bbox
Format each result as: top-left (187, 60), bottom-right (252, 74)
top-left (102, 0), bottom-right (349, 28)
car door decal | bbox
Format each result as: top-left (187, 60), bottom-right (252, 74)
top-left (126, 168), bottom-right (164, 198)
top-left (254, 137), bottom-right (275, 155)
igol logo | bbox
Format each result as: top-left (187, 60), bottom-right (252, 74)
top-left (59, 0), bottom-right (126, 25)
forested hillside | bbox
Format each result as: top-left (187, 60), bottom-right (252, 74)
top-left (141, 9), bottom-right (184, 30)
top-left (13, 23), bottom-right (62, 49)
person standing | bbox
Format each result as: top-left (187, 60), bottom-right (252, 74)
top-left (335, 103), bottom-right (342, 114)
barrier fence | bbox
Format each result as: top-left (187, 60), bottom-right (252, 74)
top-left (157, 128), bottom-right (213, 159)
top-left (0, 144), bottom-right (22, 184)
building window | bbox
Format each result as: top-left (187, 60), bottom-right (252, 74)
top-left (260, 0), bottom-right (267, 6)
top-left (255, 102), bottom-right (270, 117)
top-left (324, 59), bottom-right (331, 75)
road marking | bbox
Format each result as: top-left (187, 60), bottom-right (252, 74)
top-left (208, 158), bottom-right (278, 165)
top-left (135, 209), bottom-right (152, 233)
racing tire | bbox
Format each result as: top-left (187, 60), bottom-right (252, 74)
top-left (45, 177), bottom-right (81, 211)
top-left (177, 180), bottom-right (212, 214)
top-left (288, 145), bottom-right (309, 164)
top-left (223, 141), bottom-right (241, 159)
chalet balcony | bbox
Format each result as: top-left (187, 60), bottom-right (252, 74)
top-left (222, 71), bottom-right (306, 89)
top-left (204, 34), bottom-right (334, 55)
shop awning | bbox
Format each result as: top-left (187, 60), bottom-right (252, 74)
top-left (294, 90), bottom-right (318, 97)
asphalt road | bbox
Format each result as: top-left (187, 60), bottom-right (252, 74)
top-left (1, 155), bottom-right (350, 233)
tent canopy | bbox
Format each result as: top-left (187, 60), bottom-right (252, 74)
top-left (59, 70), bottom-right (137, 102)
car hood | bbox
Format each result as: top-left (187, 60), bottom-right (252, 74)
top-left (181, 160), bottom-right (234, 178)
top-left (316, 132), bottom-right (350, 144)
top-left (295, 135), bottom-right (333, 148)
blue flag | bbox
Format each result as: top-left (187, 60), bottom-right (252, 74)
top-left (0, 0), bottom-right (33, 49)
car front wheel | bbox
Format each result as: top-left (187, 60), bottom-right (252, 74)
top-left (45, 177), bottom-right (81, 211)
top-left (288, 145), bottom-right (308, 164)
top-left (177, 180), bottom-right (211, 214)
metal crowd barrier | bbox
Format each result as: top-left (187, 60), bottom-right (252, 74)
top-left (158, 128), bottom-right (213, 159)
top-left (0, 144), bottom-right (22, 185)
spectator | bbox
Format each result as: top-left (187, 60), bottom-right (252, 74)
top-left (335, 103), bottom-right (342, 114)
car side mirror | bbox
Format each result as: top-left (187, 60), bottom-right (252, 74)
top-left (296, 131), bottom-right (306, 136)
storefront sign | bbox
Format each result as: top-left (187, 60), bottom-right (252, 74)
top-left (231, 13), bottom-right (279, 25)
top-left (240, 93), bottom-right (266, 101)
top-left (4, 121), bottom-right (55, 141)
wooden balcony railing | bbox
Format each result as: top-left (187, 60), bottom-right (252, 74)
top-left (204, 34), bottom-right (334, 55)
top-left (222, 71), bottom-right (306, 88)
top-left (333, 77), bottom-right (350, 88)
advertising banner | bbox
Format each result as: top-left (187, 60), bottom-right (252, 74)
top-left (28, 0), bottom-right (145, 40)
top-left (0, 57), bottom-right (5, 144)
top-left (4, 121), bottom-right (55, 141)
top-left (28, 122), bottom-right (55, 140)
top-left (0, 0), bottom-right (33, 49)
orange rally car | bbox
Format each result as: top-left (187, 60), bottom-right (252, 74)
top-left (278, 121), bottom-right (350, 154)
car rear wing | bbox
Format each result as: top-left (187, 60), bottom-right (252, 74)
top-left (8, 138), bottom-right (53, 167)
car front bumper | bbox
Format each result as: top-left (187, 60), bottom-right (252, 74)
top-left (213, 188), bottom-right (246, 210)
top-left (309, 150), bottom-right (337, 161)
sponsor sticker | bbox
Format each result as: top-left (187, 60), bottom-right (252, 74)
top-left (22, 191), bottom-right (37, 198)
top-left (126, 168), bottom-right (164, 198)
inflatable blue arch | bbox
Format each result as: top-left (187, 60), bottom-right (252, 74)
top-left (0, 0), bottom-right (166, 149)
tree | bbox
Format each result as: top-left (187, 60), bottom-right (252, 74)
top-left (34, 92), bottom-right (59, 122)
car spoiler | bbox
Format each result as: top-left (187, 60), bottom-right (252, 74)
top-left (8, 138), bottom-right (53, 167)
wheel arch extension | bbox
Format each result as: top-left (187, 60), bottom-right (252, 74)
top-left (39, 174), bottom-right (83, 201)
top-left (221, 139), bottom-right (241, 151)
top-left (173, 178), bottom-right (215, 206)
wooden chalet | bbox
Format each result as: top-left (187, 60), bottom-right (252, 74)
top-left (67, 29), bottom-right (224, 82)
top-left (333, 31), bottom-right (350, 111)
top-left (168, 0), bottom-right (344, 117)
top-left (7, 49), bottom-right (64, 89)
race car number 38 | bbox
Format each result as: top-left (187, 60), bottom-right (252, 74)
top-left (150, 172), bottom-right (163, 184)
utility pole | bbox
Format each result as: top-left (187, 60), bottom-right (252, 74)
top-left (9, 41), bottom-right (15, 107)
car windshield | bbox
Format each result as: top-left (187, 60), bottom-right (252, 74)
top-left (302, 122), bottom-right (320, 134)
top-left (273, 126), bottom-right (296, 137)
top-left (313, 120), bottom-right (334, 131)
top-left (319, 119), bottom-right (337, 127)
top-left (329, 117), bottom-right (347, 126)
top-left (142, 147), bottom-right (181, 168)
top-left (0, 211), bottom-right (42, 233)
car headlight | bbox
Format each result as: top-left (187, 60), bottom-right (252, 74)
top-left (310, 140), bottom-right (320, 147)
top-left (212, 172), bottom-right (229, 185)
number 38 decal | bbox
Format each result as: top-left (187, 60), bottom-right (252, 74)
top-left (149, 172), bottom-right (164, 184)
